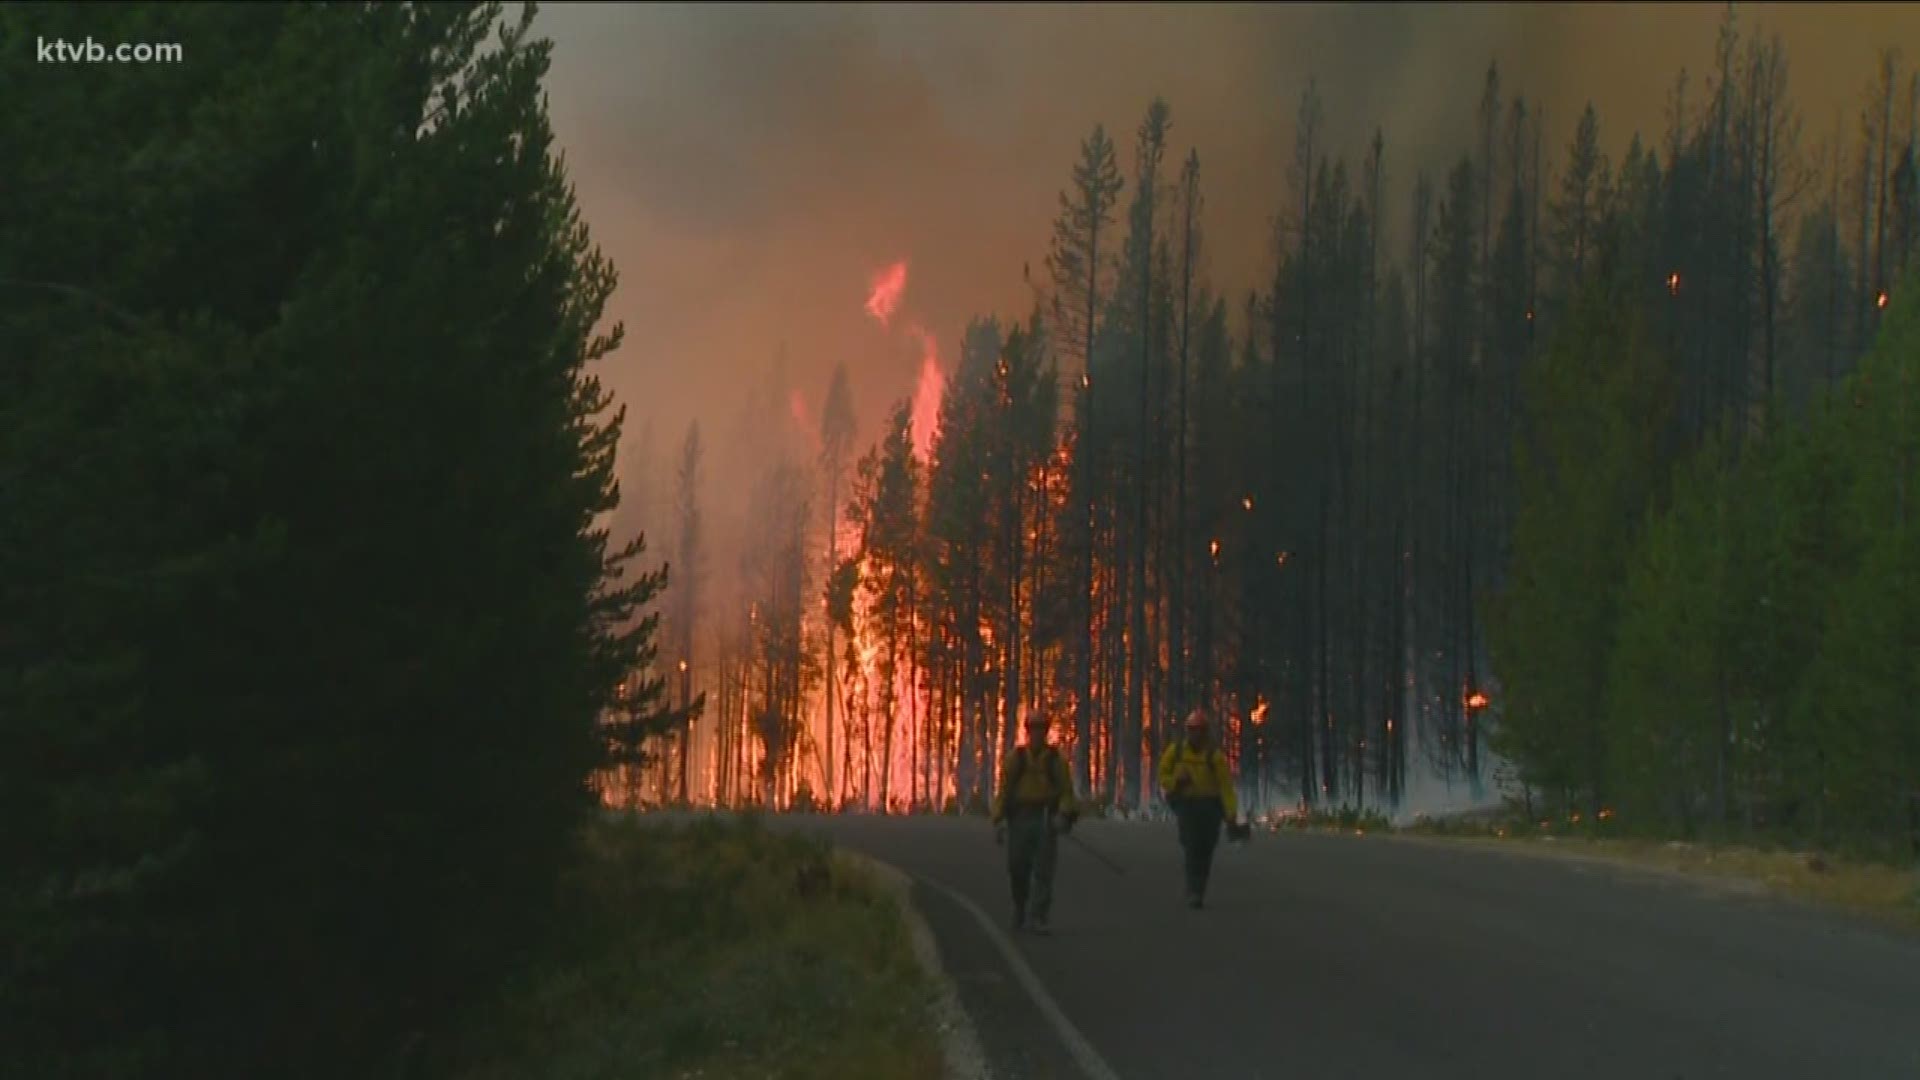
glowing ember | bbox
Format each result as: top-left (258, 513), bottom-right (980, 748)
top-left (678, 659), bottom-right (688, 673)
top-left (1209, 538), bottom-right (1221, 561)
top-left (1876, 290), bottom-right (1889, 309)
top-left (1250, 697), bottom-right (1270, 726)
top-left (1464, 690), bottom-right (1489, 710)
top-left (908, 324), bottom-right (945, 463)
top-left (1241, 495), bottom-right (1253, 511)
top-left (1275, 551), bottom-right (1289, 567)
top-left (865, 260), bottom-right (908, 327)
top-left (1667, 271), bottom-right (1681, 296)
top-left (1525, 308), bottom-right (1535, 322)
top-left (1598, 807), bottom-right (1616, 820)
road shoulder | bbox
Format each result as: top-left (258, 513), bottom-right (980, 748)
top-left (836, 847), bottom-right (1113, 1080)
top-left (1376, 830), bottom-right (1920, 934)
top-left (836, 851), bottom-right (992, 1080)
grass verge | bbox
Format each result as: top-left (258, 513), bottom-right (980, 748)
top-left (418, 813), bottom-right (945, 1080)
top-left (1396, 818), bottom-right (1920, 932)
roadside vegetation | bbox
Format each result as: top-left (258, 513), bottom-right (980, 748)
top-left (1395, 809), bottom-right (1920, 931)
top-left (421, 814), bottom-right (944, 1080)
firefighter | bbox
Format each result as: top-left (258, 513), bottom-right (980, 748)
top-left (1158, 707), bottom-right (1243, 909)
top-left (990, 709), bottom-right (1078, 935)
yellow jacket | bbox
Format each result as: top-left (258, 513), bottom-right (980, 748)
top-left (990, 743), bottom-right (1077, 824)
top-left (1158, 740), bottom-right (1239, 820)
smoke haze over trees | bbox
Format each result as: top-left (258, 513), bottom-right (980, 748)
top-left (598, 6), bottom-right (1920, 855)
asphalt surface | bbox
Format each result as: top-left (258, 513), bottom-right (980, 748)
top-left (765, 814), bottom-right (1920, 1080)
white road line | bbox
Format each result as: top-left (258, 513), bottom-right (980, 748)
top-left (837, 851), bottom-right (992, 1080)
top-left (918, 872), bottom-right (1126, 1080)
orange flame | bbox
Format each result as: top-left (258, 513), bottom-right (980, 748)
top-left (1667, 271), bottom-right (1681, 296)
top-left (1250, 696), bottom-right (1270, 726)
top-left (1465, 690), bottom-right (1489, 710)
top-left (866, 261), bottom-right (909, 328)
top-left (908, 323), bottom-right (945, 463)
top-left (1876, 290), bottom-right (1889, 309)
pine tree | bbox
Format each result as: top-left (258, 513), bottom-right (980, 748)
top-left (1547, 104), bottom-right (1609, 320)
top-left (0, 3), bottom-right (659, 1072)
top-left (819, 363), bottom-right (856, 806)
top-left (1119, 97), bottom-right (1172, 809)
top-left (1047, 125), bottom-right (1123, 794)
top-left (1171, 148), bottom-right (1203, 742)
top-left (1430, 156), bottom-right (1479, 775)
top-left (670, 422), bottom-right (706, 803)
top-left (1490, 281), bottom-right (1674, 818)
top-left (927, 318), bottom-right (1002, 804)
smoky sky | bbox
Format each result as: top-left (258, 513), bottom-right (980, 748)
top-left (534, 2), bottom-right (1913, 549)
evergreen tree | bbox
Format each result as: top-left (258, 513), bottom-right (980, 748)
top-left (1047, 125), bottom-right (1124, 794)
top-left (927, 319), bottom-right (1003, 804)
top-left (670, 422), bottom-right (706, 803)
top-left (1489, 282), bottom-right (1674, 818)
top-left (819, 363), bottom-right (857, 806)
top-left (0, 3), bottom-right (659, 1073)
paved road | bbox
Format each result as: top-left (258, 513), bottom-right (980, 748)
top-left (768, 814), bottom-right (1920, 1080)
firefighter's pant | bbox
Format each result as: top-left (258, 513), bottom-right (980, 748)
top-left (1174, 796), bottom-right (1225, 899)
top-left (1005, 806), bottom-right (1058, 920)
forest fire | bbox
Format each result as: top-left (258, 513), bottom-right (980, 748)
top-left (859, 259), bottom-right (946, 464)
top-left (865, 260), bottom-right (908, 327)
top-left (606, 15), bottom-right (1915, 856)
top-left (908, 323), bottom-right (946, 463)
top-left (784, 265), bottom-right (957, 813)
